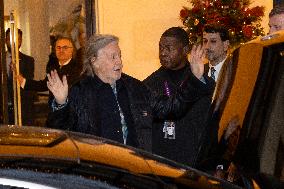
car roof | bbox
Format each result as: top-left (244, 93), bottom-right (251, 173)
top-left (0, 125), bottom-right (240, 189)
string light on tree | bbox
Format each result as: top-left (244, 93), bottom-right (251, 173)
top-left (179, 0), bottom-right (265, 47)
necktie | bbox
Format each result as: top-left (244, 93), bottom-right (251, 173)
top-left (210, 67), bottom-right (216, 81)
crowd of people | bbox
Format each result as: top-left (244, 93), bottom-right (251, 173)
top-left (3, 4), bottom-right (284, 185)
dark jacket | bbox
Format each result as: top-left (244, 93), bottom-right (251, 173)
top-left (20, 52), bottom-right (35, 125)
top-left (47, 70), bottom-right (215, 152)
top-left (24, 58), bottom-right (82, 92)
top-left (143, 65), bottom-right (215, 166)
top-left (7, 52), bottom-right (35, 125)
top-left (198, 55), bottom-right (237, 171)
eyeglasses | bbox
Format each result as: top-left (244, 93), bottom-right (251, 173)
top-left (56, 46), bottom-right (73, 51)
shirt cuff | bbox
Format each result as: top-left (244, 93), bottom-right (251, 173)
top-left (199, 76), bottom-right (206, 84)
top-left (51, 98), bottom-right (68, 112)
top-left (21, 78), bottom-right (26, 89)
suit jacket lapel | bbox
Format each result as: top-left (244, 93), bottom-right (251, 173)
top-left (204, 63), bottom-right (210, 76)
top-left (212, 54), bottom-right (233, 110)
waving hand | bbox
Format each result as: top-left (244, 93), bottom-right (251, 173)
top-left (47, 70), bottom-right (68, 105)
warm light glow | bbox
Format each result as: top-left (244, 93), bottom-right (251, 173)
top-left (97, 0), bottom-right (273, 80)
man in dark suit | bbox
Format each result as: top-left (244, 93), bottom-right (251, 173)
top-left (203, 26), bottom-right (230, 81)
top-left (202, 26), bottom-right (235, 114)
top-left (5, 28), bottom-right (35, 125)
top-left (18, 36), bottom-right (82, 98)
top-left (197, 26), bottom-right (241, 179)
top-left (143, 27), bottom-right (215, 167)
top-left (17, 36), bottom-right (82, 127)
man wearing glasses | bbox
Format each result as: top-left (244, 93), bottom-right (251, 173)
top-left (19, 36), bottom-right (82, 95)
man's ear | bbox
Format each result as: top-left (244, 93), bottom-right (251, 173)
top-left (183, 45), bottom-right (190, 55)
top-left (91, 57), bottom-right (100, 69)
top-left (91, 57), bottom-right (96, 64)
top-left (224, 40), bottom-right (230, 52)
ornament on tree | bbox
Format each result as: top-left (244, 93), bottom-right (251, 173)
top-left (180, 0), bottom-right (265, 47)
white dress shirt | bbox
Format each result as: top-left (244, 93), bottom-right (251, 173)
top-left (59, 58), bottom-right (72, 68)
top-left (208, 57), bottom-right (227, 82)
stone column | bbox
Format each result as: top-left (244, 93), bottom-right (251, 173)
top-left (18, 0), bottom-right (50, 80)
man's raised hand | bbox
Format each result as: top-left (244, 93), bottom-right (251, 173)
top-left (47, 70), bottom-right (68, 105)
top-left (189, 44), bottom-right (205, 79)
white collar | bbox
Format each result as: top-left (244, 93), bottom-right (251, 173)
top-left (208, 57), bottom-right (227, 81)
top-left (209, 57), bottom-right (226, 69)
top-left (59, 58), bottom-right (72, 67)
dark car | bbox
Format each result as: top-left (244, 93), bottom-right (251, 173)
top-left (0, 125), bottom-right (244, 189)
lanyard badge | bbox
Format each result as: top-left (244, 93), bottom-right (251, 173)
top-left (163, 121), bottom-right (176, 139)
top-left (162, 81), bottom-right (177, 140)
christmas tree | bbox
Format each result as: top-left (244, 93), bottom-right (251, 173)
top-left (180, 0), bottom-right (265, 47)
